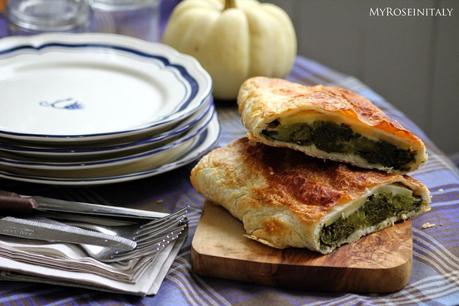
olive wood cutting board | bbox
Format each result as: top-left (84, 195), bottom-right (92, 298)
top-left (191, 202), bottom-right (412, 293)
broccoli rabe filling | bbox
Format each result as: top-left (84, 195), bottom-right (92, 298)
top-left (319, 187), bottom-right (423, 248)
top-left (261, 121), bottom-right (415, 170)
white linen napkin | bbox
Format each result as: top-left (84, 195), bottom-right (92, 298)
top-left (0, 230), bottom-right (186, 295)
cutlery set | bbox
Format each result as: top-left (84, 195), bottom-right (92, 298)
top-left (0, 190), bottom-right (188, 295)
top-left (0, 190), bottom-right (187, 254)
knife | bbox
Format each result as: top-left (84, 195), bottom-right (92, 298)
top-left (0, 216), bottom-right (136, 251)
top-left (0, 190), bottom-right (168, 220)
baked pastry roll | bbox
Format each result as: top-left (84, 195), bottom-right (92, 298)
top-left (238, 77), bottom-right (427, 173)
top-left (191, 138), bottom-right (430, 254)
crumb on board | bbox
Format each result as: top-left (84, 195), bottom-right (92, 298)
top-left (422, 222), bottom-right (439, 229)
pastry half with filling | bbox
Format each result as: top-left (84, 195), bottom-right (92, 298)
top-left (238, 77), bottom-right (427, 173)
top-left (191, 138), bottom-right (430, 254)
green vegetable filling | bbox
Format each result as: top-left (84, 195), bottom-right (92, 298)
top-left (262, 121), bottom-right (415, 170)
top-left (320, 189), bottom-right (423, 247)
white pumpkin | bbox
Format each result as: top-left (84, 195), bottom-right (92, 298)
top-left (163, 0), bottom-right (297, 100)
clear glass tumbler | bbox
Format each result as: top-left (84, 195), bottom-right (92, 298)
top-left (90, 0), bottom-right (160, 42)
top-left (6, 0), bottom-right (90, 34)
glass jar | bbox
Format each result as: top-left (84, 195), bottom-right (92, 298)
top-left (90, 0), bottom-right (160, 42)
top-left (6, 0), bottom-right (90, 35)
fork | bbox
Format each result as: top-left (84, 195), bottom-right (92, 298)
top-left (68, 208), bottom-right (188, 263)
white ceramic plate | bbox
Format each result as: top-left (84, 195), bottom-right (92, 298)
top-left (0, 98), bottom-right (214, 159)
top-left (0, 33), bottom-right (211, 143)
top-left (0, 107), bottom-right (215, 171)
top-left (0, 114), bottom-right (220, 185)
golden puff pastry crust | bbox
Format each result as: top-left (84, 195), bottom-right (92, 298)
top-left (237, 77), bottom-right (427, 173)
top-left (191, 138), bottom-right (430, 254)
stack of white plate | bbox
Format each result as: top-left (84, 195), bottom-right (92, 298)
top-left (0, 34), bottom-right (218, 185)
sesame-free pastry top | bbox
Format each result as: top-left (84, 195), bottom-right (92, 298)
top-left (191, 138), bottom-right (430, 254)
top-left (237, 77), bottom-right (427, 173)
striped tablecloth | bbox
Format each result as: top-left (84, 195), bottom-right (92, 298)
top-left (1, 5), bottom-right (459, 306)
top-left (1, 57), bottom-right (458, 306)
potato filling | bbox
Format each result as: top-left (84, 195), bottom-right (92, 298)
top-left (319, 187), bottom-right (423, 248)
top-left (262, 120), bottom-right (415, 170)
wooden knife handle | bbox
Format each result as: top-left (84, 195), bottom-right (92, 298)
top-left (0, 190), bottom-right (38, 215)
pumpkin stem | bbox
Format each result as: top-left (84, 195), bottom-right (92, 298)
top-left (224, 0), bottom-right (236, 10)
